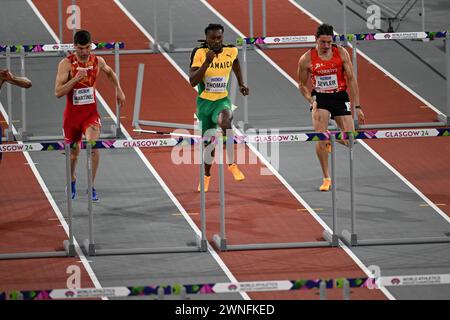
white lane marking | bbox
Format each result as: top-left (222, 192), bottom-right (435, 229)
top-left (26, 0), bottom-right (105, 299)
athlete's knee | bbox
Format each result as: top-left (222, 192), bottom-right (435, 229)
top-left (217, 109), bottom-right (232, 128)
top-left (91, 148), bottom-right (99, 158)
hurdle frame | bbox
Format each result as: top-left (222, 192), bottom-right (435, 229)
top-left (0, 42), bottom-right (127, 142)
top-left (236, 30), bottom-right (450, 132)
top-left (338, 129), bottom-right (450, 247)
top-left (132, 63), bottom-right (197, 131)
top-left (81, 138), bottom-right (208, 256)
top-left (213, 132), bottom-right (340, 252)
top-left (0, 142), bottom-right (76, 260)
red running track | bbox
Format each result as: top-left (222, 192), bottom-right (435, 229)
top-left (0, 116), bottom-right (94, 292)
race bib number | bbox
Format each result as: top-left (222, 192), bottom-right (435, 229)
top-left (315, 74), bottom-right (338, 91)
top-left (73, 87), bottom-right (95, 105)
top-left (205, 76), bottom-right (227, 92)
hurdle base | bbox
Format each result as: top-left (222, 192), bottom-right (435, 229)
top-left (162, 42), bottom-right (175, 53)
top-left (63, 240), bottom-right (76, 257)
top-left (196, 235), bottom-right (208, 252)
top-left (112, 124), bottom-right (122, 138)
top-left (4, 129), bottom-right (15, 142)
top-left (222, 241), bottom-right (333, 251)
top-left (83, 239), bottom-right (96, 256)
top-left (341, 230), bottom-right (358, 246)
top-left (323, 230), bottom-right (339, 247)
top-left (437, 114), bottom-right (450, 126)
top-left (213, 234), bottom-right (227, 252)
top-left (85, 246), bottom-right (201, 256)
top-left (0, 250), bottom-right (68, 260)
top-left (236, 121), bottom-right (253, 133)
top-left (17, 128), bottom-right (31, 141)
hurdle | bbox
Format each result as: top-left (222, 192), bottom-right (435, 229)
top-left (79, 136), bottom-right (207, 256)
top-left (336, 127), bottom-right (450, 246)
top-left (0, 42), bottom-right (125, 142)
top-left (0, 140), bottom-right (76, 260)
top-left (132, 63), bottom-right (197, 131)
top-left (211, 127), bottom-right (450, 251)
top-left (236, 30), bottom-right (450, 132)
top-left (213, 130), bottom-right (340, 252)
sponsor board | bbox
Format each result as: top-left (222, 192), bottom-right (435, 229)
top-left (0, 143), bottom-right (42, 153)
top-left (50, 287), bottom-right (130, 299)
top-left (264, 35), bottom-right (316, 44)
top-left (113, 139), bottom-right (178, 148)
top-left (42, 43), bottom-right (97, 52)
top-left (247, 134), bottom-right (307, 143)
top-left (380, 274), bottom-right (450, 287)
top-left (213, 281), bottom-right (292, 293)
top-left (375, 129), bottom-right (438, 139)
top-left (374, 32), bottom-right (427, 40)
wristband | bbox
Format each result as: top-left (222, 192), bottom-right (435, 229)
top-left (355, 105), bottom-right (362, 110)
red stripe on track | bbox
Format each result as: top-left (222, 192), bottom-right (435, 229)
top-left (33, 0), bottom-right (386, 299)
top-left (0, 118), bottom-right (94, 292)
top-left (208, 0), bottom-right (450, 216)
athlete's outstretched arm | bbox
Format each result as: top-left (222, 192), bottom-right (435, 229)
top-left (232, 58), bottom-right (249, 96)
top-left (98, 57), bottom-right (125, 108)
top-left (0, 69), bottom-right (32, 89)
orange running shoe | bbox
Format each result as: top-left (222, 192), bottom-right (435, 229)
top-left (197, 175), bottom-right (211, 192)
top-left (228, 163), bottom-right (245, 181)
top-left (320, 178), bottom-right (332, 191)
top-left (325, 142), bottom-right (332, 153)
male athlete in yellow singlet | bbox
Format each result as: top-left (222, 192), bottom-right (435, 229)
top-left (189, 24), bottom-right (249, 192)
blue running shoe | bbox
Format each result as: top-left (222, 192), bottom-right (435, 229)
top-left (71, 180), bottom-right (77, 199)
top-left (91, 188), bottom-right (99, 202)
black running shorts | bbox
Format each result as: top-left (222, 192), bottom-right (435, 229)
top-left (312, 90), bottom-right (352, 119)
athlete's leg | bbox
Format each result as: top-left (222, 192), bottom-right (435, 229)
top-left (334, 114), bottom-right (355, 147)
top-left (84, 124), bottom-right (101, 183)
top-left (312, 107), bottom-right (331, 179)
top-left (217, 108), bottom-right (234, 165)
top-left (70, 143), bottom-right (80, 182)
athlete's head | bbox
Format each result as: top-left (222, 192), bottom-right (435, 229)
top-left (315, 23), bottom-right (334, 54)
top-left (204, 23), bottom-right (224, 53)
top-left (74, 30), bottom-right (92, 61)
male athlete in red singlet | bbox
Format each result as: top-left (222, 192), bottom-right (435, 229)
top-left (297, 24), bottom-right (365, 191)
top-left (55, 30), bottom-right (125, 201)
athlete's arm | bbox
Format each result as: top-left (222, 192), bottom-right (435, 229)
top-left (189, 50), bottom-right (215, 87)
top-left (232, 58), bottom-right (249, 96)
top-left (339, 46), bottom-right (364, 124)
top-left (55, 59), bottom-right (85, 98)
top-left (98, 57), bottom-right (125, 108)
top-left (297, 52), bottom-right (316, 108)
top-left (0, 69), bottom-right (32, 89)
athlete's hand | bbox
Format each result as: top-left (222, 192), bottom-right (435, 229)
top-left (117, 88), bottom-right (126, 108)
top-left (205, 50), bottom-right (216, 64)
top-left (74, 68), bottom-right (87, 82)
top-left (310, 100), bottom-right (317, 111)
top-left (0, 69), bottom-right (13, 81)
top-left (356, 107), bottom-right (365, 125)
top-left (239, 85), bottom-right (249, 96)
